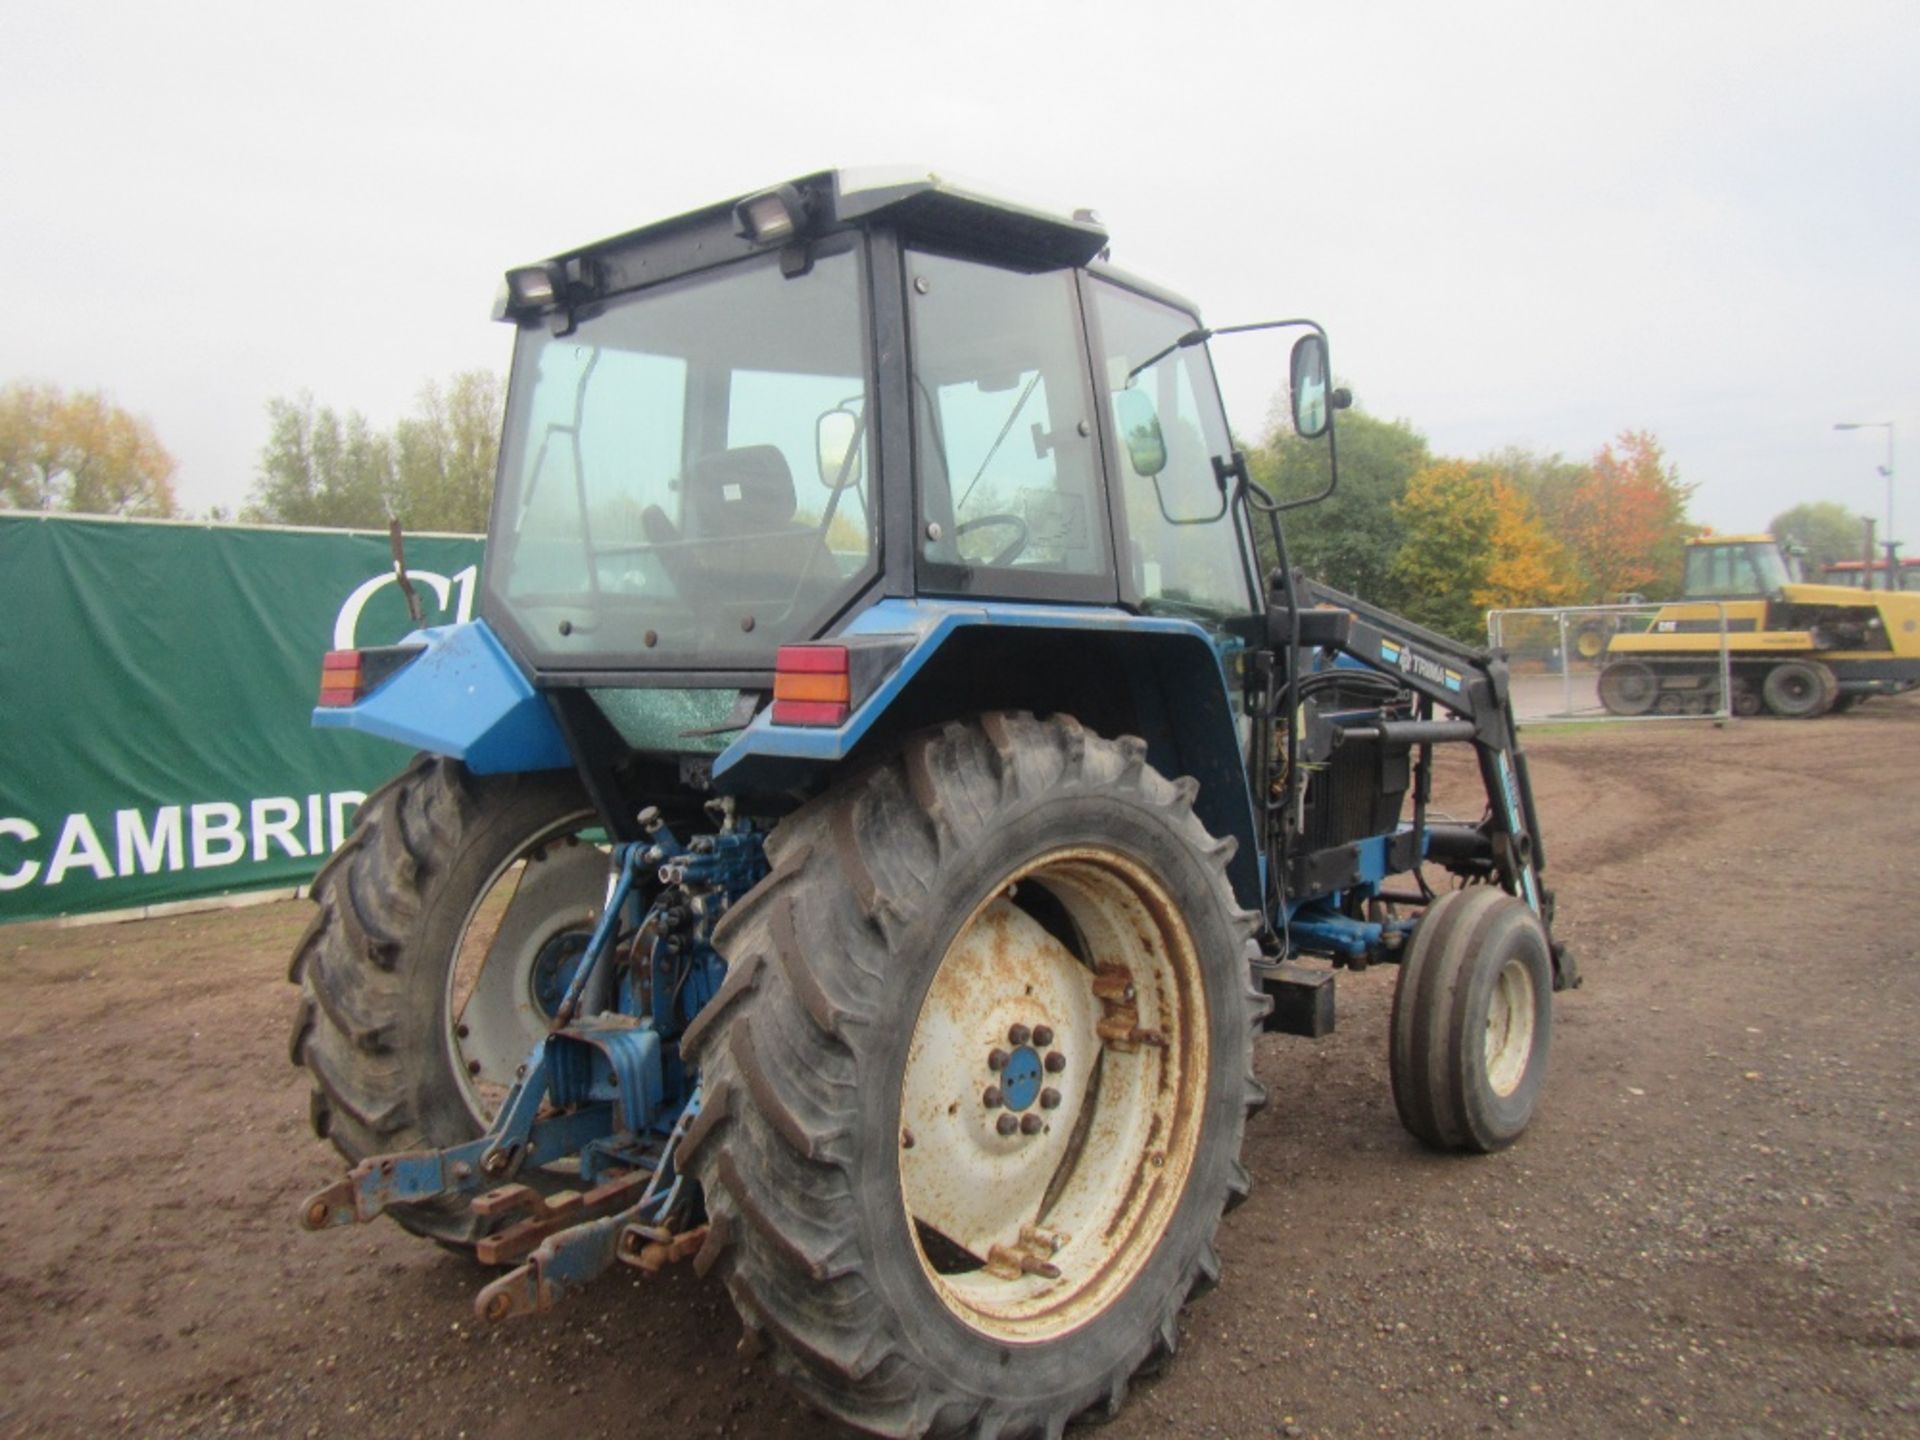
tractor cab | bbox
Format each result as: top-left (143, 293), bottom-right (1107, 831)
top-left (1680, 535), bottom-right (1795, 600)
top-left (482, 169), bottom-right (1267, 694)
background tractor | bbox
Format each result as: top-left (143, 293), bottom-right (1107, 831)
top-left (292, 170), bottom-right (1575, 1438)
top-left (1598, 534), bottom-right (1920, 716)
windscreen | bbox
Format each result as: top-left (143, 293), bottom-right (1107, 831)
top-left (483, 246), bottom-right (874, 671)
top-left (1684, 542), bottom-right (1789, 598)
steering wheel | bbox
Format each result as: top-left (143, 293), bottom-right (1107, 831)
top-left (954, 513), bottom-right (1029, 567)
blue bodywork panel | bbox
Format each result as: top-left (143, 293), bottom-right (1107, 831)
top-left (714, 596), bottom-right (1261, 909)
top-left (311, 620), bottom-right (572, 774)
top-left (1282, 832), bottom-right (1425, 960)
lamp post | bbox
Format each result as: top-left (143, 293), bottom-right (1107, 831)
top-left (1834, 420), bottom-right (1896, 583)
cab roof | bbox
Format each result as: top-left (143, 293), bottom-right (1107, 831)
top-left (530, 168), bottom-right (1110, 282)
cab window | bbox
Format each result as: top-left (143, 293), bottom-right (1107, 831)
top-left (908, 251), bottom-right (1112, 598)
top-left (1088, 278), bottom-right (1256, 620)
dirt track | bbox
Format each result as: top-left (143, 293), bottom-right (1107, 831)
top-left (2, 707), bottom-right (1917, 1438)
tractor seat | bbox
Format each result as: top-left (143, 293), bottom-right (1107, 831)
top-left (678, 445), bottom-right (830, 610)
top-left (687, 445), bottom-right (801, 537)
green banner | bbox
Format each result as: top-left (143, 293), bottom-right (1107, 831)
top-left (0, 514), bottom-right (485, 923)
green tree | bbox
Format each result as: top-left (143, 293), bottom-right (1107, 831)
top-left (1478, 444), bottom-right (1587, 540)
top-left (1768, 500), bottom-right (1872, 572)
top-left (393, 370), bottom-right (503, 534)
top-left (1246, 403), bottom-right (1429, 606)
top-left (1387, 460), bottom-right (1500, 640)
top-left (0, 381), bottom-right (178, 516)
top-left (243, 394), bottom-right (395, 529)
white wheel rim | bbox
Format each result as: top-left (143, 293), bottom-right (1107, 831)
top-left (446, 821), bottom-right (604, 1123)
top-left (898, 847), bottom-right (1209, 1342)
top-left (1484, 956), bottom-right (1536, 1099)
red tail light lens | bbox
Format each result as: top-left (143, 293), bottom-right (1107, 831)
top-left (772, 645), bottom-right (851, 726)
top-left (317, 650), bottom-right (363, 707)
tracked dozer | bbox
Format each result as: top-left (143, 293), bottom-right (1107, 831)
top-left (1599, 534), bottom-right (1920, 716)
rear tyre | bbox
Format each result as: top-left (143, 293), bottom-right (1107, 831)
top-left (1390, 889), bottom-right (1553, 1154)
top-left (1761, 660), bottom-right (1837, 718)
top-left (678, 714), bottom-right (1267, 1438)
top-left (288, 755), bottom-right (597, 1246)
top-left (1597, 660), bottom-right (1657, 716)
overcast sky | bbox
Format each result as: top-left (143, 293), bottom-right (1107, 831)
top-left (4, 1), bottom-right (1916, 548)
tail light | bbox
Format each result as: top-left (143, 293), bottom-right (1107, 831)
top-left (315, 644), bottom-right (425, 708)
top-left (772, 645), bottom-right (850, 726)
top-left (318, 650), bottom-right (364, 707)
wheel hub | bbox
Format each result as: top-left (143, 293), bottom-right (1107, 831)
top-left (1484, 956), bottom-right (1537, 1098)
top-left (897, 848), bottom-right (1209, 1341)
top-left (997, 1043), bottom-right (1044, 1111)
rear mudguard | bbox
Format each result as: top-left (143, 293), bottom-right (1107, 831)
top-left (311, 619), bottom-right (572, 774)
top-left (714, 597), bottom-right (1261, 910)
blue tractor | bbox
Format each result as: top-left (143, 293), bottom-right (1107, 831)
top-left (293, 171), bottom-right (1576, 1438)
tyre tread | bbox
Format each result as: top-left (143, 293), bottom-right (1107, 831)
top-left (682, 712), bottom-right (1265, 1438)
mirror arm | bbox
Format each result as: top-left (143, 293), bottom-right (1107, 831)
top-left (1269, 413), bottom-right (1341, 513)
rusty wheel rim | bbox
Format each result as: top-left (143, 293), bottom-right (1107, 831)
top-left (897, 846), bottom-right (1209, 1342)
top-left (445, 818), bottom-right (603, 1124)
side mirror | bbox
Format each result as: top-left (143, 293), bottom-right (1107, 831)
top-left (1112, 388), bottom-right (1168, 477)
top-left (815, 408), bottom-right (863, 489)
top-left (1289, 334), bottom-right (1331, 439)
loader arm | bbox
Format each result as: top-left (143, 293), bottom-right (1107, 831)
top-left (1291, 577), bottom-right (1566, 978)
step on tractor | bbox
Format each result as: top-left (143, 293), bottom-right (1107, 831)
top-left (293, 170), bottom-right (1578, 1438)
top-left (1597, 534), bottom-right (1920, 717)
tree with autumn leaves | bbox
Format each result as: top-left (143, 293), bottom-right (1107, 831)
top-left (0, 382), bottom-right (178, 516)
top-left (1541, 430), bottom-right (1694, 600)
top-left (1250, 405), bottom-right (1696, 642)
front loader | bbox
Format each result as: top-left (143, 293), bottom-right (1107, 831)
top-left (291, 170), bottom-right (1575, 1438)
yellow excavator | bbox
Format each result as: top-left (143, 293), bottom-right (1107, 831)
top-left (1599, 534), bottom-right (1920, 716)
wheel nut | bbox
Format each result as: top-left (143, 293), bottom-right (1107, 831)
top-left (1020, 1114), bottom-right (1044, 1135)
top-left (983, 1086), bottom-right (1004, 1108)
top-left (1032, 1025), bottom-right (1054, 1047)
top-left (1008, 1024), bottom-right (1031, 1045)
top-left (996, 1114), bottom-right (1019, 1137)
top-left (467, 1060), bottom-right (482, 1075)
top-left (987, 1048), bottom-right (1009, 1071)
top-left (1040, 1088), bottom-right (1061, 1109)
top-left (1044, 1051), bottom-right (1066, 1073)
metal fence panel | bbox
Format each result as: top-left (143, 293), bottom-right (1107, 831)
top-left (1487, 602), bottom-right (1734, 726)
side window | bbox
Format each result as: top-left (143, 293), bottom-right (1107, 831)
top-left (1089, 280), bottom-right (1255, 619)
top-left (908, 252), bottom-right (1110, 587)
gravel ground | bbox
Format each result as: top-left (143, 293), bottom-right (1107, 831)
top-left (0, 704), bottom-right (1915, 1438)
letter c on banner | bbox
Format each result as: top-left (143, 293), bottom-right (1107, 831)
top-left (333, 570), bottom-right (453, 650)
top-left (0, 817), bottom-right (41, 891)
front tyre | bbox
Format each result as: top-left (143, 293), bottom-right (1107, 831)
top-left (288, 755), bottom-right (597, 1246)
top-left (678, 714), bottom-right (1267, 1438)
top-left (1390, 888), bottom-right (1553, 1154)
